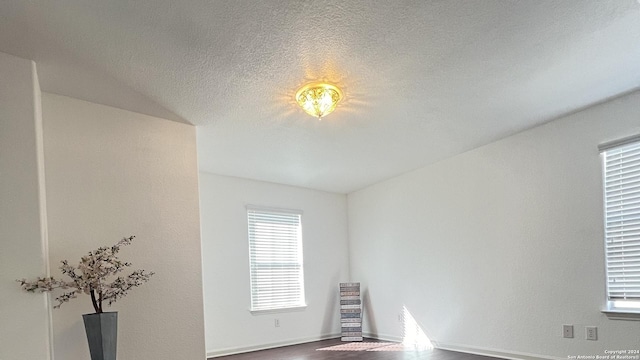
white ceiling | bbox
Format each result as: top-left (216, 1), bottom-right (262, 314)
top-left (1, 1), bottom-right (639, 193)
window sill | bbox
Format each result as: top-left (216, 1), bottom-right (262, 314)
top-left (249, 305), bottom-right (307, 315)
top-left (602, 310), bottom-right (640, 321)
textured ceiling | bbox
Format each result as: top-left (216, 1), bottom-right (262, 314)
top-left (1, 1), bottom-right (639, 193)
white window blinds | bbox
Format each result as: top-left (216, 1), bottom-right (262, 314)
top-left (602, 138), bottom-right (640, 302)
top-left (247, 207), bottom-right (305, 311)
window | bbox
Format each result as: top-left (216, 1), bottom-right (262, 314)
top-left (247, 206), bottom-right (306, 312)
top-left (600, 136), bottom-right (640, 314)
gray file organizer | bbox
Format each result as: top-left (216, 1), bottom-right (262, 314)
top-left (339, 282), bottom-right (363, 341)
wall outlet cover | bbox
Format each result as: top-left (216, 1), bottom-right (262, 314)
top-left (586, 326), bottom-right (597, 341)
top-left (563, 324), bottom-right (574, 338)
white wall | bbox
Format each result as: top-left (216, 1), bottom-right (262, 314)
top-left (42, 93), bottom-right (206, 360)
top-left (0, 52), bottom-right (52, 360)
top-left (348, 90), bottom-right (640, 359)
top-left (199, 172), bottom-right (350, 357)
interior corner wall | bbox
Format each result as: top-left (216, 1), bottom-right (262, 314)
top-left (0, 51), bottom-right (52, 360)
top-left (198, 172), bottom-right (350, 357)
top-left (347, 90), bottom-right (640, 359)
top-left (41, 93), bottom-right (206, 360)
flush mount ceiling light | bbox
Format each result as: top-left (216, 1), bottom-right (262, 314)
top-left (295, 82), bottom-right (343, 120)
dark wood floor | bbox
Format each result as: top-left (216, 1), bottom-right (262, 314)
top-left (211, 338), bottom-right (503, 360)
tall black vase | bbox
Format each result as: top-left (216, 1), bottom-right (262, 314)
top-left (83, 312), bottom-right (118, 360)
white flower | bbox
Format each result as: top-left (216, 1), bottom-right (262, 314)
top-left (17, 236), bottom-right (154, 313)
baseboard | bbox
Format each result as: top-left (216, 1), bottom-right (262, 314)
top-left (362, 334), bottom-right (561, 360)
top-left (206, 333), bottom-right (341, 358)
top-left (362, 332), bottom-right (402, 342)
top-left (433, 341), bottom-right (565, 360)
top-left (208, 333), bottom-right (562, 360)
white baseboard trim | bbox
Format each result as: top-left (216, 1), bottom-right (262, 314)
top-left (206, 333), bottom-right (341, 358)
top-left (362, 332), bottom-right (402, 342)
top-left (208, 333), bottom-right (562, 360)
top-left (362, 334), bottom-right (561, 360)
top-left (433, 341), bottom-right (564, 360)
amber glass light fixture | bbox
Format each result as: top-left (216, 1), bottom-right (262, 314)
top-left (295, 82), bottom-right (343, 120)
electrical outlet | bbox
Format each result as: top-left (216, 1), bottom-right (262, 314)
top-left (398, 313), bottom-right (403, 322)
top-left (274, 319), bottom-right (280, 327)
top-left (563, 325), bottom-right (574, 338)
top-left (586, 326), bottom-right (597, 341)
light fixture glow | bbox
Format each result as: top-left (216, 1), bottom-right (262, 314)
top-left (295, 83), bottom-right (343, 120)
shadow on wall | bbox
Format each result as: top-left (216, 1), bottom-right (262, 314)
top-left (362, 288), bottom-right (378, 336)
top-left (56, 316), bottom-right (87, 359)
top-left (320, 275), bottom-right (339, 335)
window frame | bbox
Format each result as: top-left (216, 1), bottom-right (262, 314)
top-left (246, 205), bottom-right (307, 314)
top-left (599, 135), bottom-right (640, 320)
